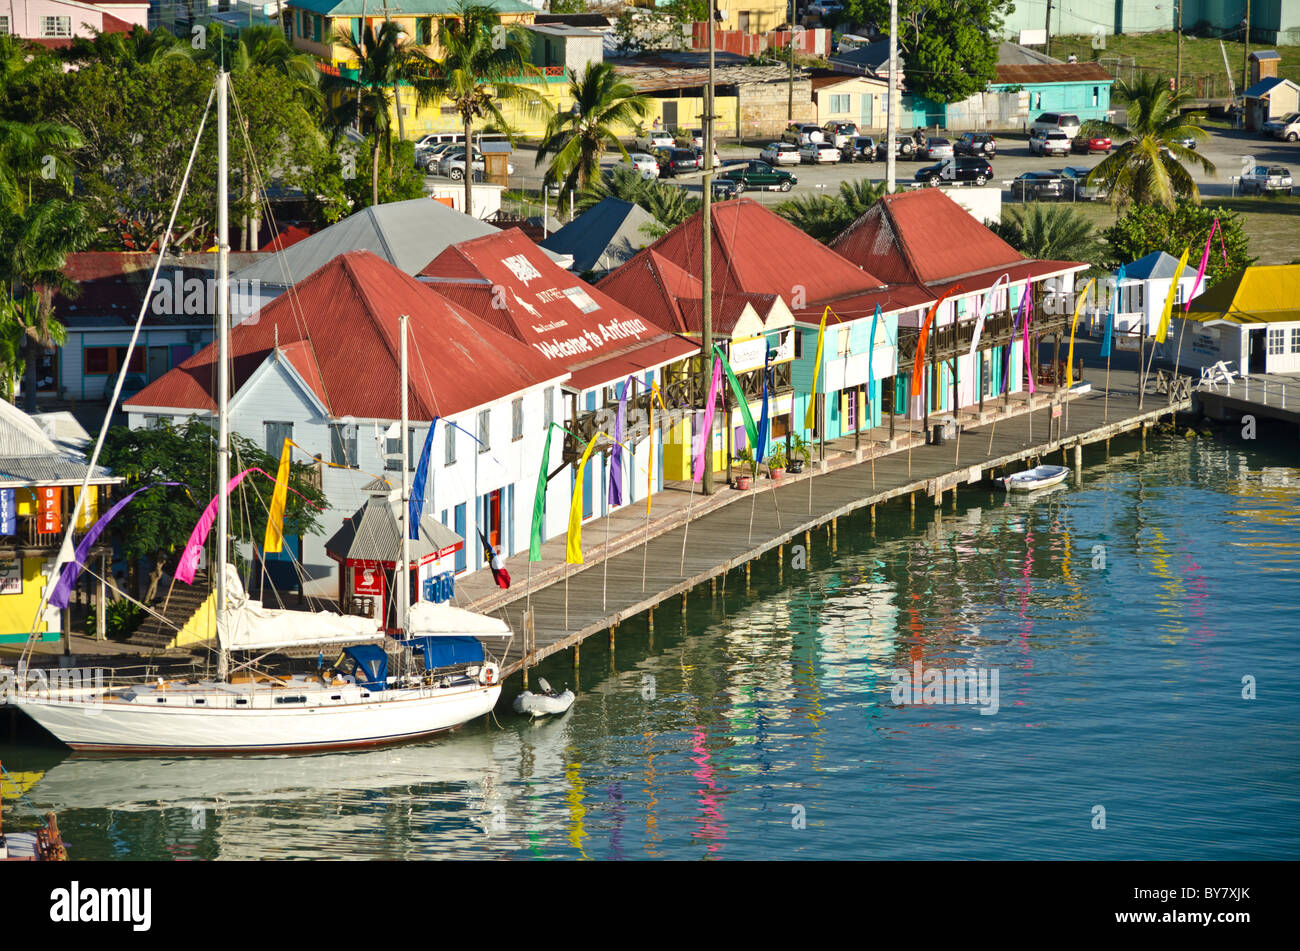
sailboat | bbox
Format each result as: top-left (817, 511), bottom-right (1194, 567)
top-left (8, 72), bottom-right (507, 753)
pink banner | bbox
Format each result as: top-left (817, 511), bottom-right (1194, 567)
top-left (1023, 293), bottom-right (1036, 395)
top-left (693, 357), bottom-right (723, 483)
top-left (1186, 218), bottom-right (1219, 311)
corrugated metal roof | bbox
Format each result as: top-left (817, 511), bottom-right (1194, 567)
top-left (419, 229), bottom-right (696, 383)
top-left (125, 250), bottom-right (566, 421)
top-left (832, 189), bottom-right (1028, 287)
top-left (994, 63), bottom-right (1114, 84)
top-left (1243, 76), bottom-right (1298, 98)
top-left (0, 455), bottom-right (118, 488)
top-left (290, 0), bottom-right (534, 15)
top-left (607, 198), bottom-right (886, 313)
top-left (1124, 251), bottom-right (1192, 281)
top-left (0, 400), bottom-right (60, 457)
top-left (540, 198), bottom-right (662, 275)
top-left (325, 497), bottom-right (464, 565)
top-left (1185, 264), bottom-right (1300, 324)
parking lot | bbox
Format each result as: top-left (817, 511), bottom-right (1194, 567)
top-left (494, 124), bottom-right (1300, 208)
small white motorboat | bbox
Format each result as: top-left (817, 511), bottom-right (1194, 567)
top-left (513, 678), bottom-right (575, 719)
top-left (999, 464), bottom-right (1070, 492)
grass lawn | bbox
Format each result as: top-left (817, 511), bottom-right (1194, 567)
top-left (1019, 195), bottom-right (1300, 265)
top-left (1051, 31), bottom-right (1300, 96)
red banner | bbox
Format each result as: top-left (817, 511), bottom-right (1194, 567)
top-left (353, 563), bottom-right (385, 596)
top-left (38, 487), bottom-right (62, 535)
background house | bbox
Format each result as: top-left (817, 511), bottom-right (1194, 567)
top-left (1176, 264), bottom-right (1300, 376)
top-left (811, 72), bottom-right (890, 131)
top-left (0, 0), bottom-right (148, 47)
top-left (539, 198), bottom-right (663, 279)
top-left (1243, 76), bottom-right (1300, 131)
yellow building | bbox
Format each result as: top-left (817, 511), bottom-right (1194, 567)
top-left (716, 0), bottom-right (789, 34)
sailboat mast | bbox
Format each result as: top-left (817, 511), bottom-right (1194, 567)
top-left (216, 70), bottom-right (231, 671)
top-left (398, 314), bottom-right (410, 633)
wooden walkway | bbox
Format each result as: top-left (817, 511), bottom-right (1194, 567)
top-left (472, 371), bottom-right (1191, 679)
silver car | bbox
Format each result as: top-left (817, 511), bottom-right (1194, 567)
top-left (1240, 165), bottom-right (1294, 194)
top-left (923, 137), bottom-right (953, 160)
top-left (799, 142), bottom-right (841, 164)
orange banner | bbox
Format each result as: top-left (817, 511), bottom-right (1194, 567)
top-left (39, 487), bottom-right (62, 535)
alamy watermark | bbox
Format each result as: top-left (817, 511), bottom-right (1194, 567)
top-left (889, 661), bottom-right (999, 715)
top-left (150, 270), bottom-right (262, 322)
top-left (1, 665), bottom-right (105, 714)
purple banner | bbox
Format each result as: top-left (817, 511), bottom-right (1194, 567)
top-left (609, 376), bottom-right (634, 507)
top-left (693, 357), bottom-right (723, 483)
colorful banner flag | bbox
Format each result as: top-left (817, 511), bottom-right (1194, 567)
top-left (1186, 219), bottom-right (1219, 310)
top-left (262, 439), bottom-right (292, 554)
top-left (756, 348), bottom-right (772, 466)
top-left (1101, 266), bottom-right (1124, 358)
top-left (38, 487), bottom-right (62, 535)
top-left (1065, 278), bottom-right (1096, 389)
top-left (1001, 288), bottom-right (1031, 394)
top-left (1023, 292), bottom-right (1036, 395)
top-left (647, 382), bottom-right (666, 515)
top-left (478, 529), bottom-right (511, 590)
top-left (408, 418), bottom-right (439, 540)
top-left (49, 482), bottom-right (182, 609)
top-left (910, 284), bottom-right (964, 412)
top-left (0, 489), bottom-right (14, 536)
top-left (715, 345), bottom-right (759, 457)
top-left (567, 433), bottom-right (609, 564)
top-left (867, 304), bottom-right (882, 397)
top-left (609, 377), bottom-right (634, 507)
top-left (1155, 246), bottom-right (1192, 343)
top-left (804, 307), bottom-right (832, 430)
top-left (529, 424), bottom-right (556, 562)
top-left (693, 356), bottom-right (722, 483)
top-left (969, 274), bottom-right (1010, 361)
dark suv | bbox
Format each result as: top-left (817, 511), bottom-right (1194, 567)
top-left (658, 148), bottom-right (699, 178)
top-left (954, 132), bottom-right (997, 157)
top-left (914, 155), bottom-right (993, 186)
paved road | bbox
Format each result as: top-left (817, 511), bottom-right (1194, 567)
top-left (465, 124), bottom-right (1300, 210)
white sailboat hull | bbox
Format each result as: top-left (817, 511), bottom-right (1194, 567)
top-left (12, 683), bottom-right (501, 754)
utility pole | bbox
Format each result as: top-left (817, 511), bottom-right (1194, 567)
top-left (886, 0), bottom-right (897, 193)
top-left (1176, 1), bottom-right (1182, 92)
top-left (701, 0), bottom-right (717, 497)
top-left (1044, 0), bottom-right (1053, 59)
top-left (1242, 0), bottom-right (1251, 96)
top-left (787, 0), bottom-right (795, 122)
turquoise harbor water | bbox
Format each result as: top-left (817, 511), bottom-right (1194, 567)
top-left (3, 433), bottom-right (1298, 860)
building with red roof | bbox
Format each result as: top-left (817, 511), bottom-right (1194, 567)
top-left (124, 250), bottom-right (572, 598)
top-left (831, 188), bottom-right (1089, 420)
top-left (420, 229), bottom-right (698, 516)
top-left (6, 0), bottom-right (148, 48)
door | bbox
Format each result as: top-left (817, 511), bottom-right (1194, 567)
top-left (487, 489), bottom-right (502, 550)
top-left (1249, 329), bottom-right (1266, 373)
top-left (844, 387), bottom-right (857, 431)
top-left (861, 92), bottom-right (873, 129)
top-left (662, 101), bottom-right (677, 129)
top-left (453, 504), bottom-right (466, 573)
top-left (147, 347), bottom-right (169, 382)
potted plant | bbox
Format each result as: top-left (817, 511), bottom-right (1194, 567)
top-left (732, 447), bottom-right (755, 489)
top-left (787, 433), bottom-right (811, 474)
top-left (766, 445), bottom-right (787, 480)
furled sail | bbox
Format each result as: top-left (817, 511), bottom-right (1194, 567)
top-left (218, 566), bottom-right (384, 652)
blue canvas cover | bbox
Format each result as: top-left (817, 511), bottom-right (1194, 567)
top-left (343, 644), bottom-right (389, 690)
top-left (411, 635), bottom-right (484, 670)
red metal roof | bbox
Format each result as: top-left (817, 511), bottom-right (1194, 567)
top-left (418, 229), bottom-right (696, 387)
top-left (793, 283), bottom-right (937, 325)
top-left (831, 189), bottom-right (1035, 287)
top-left (995, 63), bottom-right (1113, 85)
top-left (608, 198), bottom-right (886, 310)
top-left (265, 224), bottom-right (313, 252)
top-left (125, 250), bottom-right (564, 420)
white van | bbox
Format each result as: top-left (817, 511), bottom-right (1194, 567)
top-left (1028, 113), bottom-right (1082, 140)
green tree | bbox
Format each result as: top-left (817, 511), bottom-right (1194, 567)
top-left (850, 0), bottom-right (1012, 104)
top-left (577, 165), bottom-right (700, 228)
top-left (775, 178), bottom-right (890, 243)
top-left (990, 204), bottom-right (1102, 264)
top-left (1083, 76), bottom-right (1217, 210)
top-left (536, 62), bottom-right (649, 201)
top-left (97, 420), bottom-right (327, 603)
top-left (60, 25), bottom-right (191, 70)
top-left (428, 2), bottom-right (549, 214)
top-left (1099, 203), bottom-right (1254, 289)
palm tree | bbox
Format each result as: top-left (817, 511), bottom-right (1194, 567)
top-left (536, 62), bottom-right (649, 201)
top-left (1084, 76), bottom-right (1217, 210)
top-left (428, 2), bottom-right (549, 214)
top-left (991, 205), bottom-right (1101, 264)
top-left (62, 25), bottom-right (191, 69)
top-left (323, 20), bottom-right (431, 207)
top-left (775, 178), bottom-right (891, 243)
top-left (576, 166), bottom-right (700, 228)
top-left (0, 119), bottom-right (81, 214)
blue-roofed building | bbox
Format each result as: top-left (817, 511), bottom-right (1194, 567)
top-left (1243, 76), bottom-right (1300, 132)
top-left (1092, 251), bottom-right (1202, 346)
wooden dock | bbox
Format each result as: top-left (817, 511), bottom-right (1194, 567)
top-left (470, 370), bottom-right (1192, 680)
top-left (1194, 372), bottom-right (1300, 430)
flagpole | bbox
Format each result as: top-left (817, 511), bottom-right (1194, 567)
top-left (642, 503), bottom-right (651, 593)
top-left (679, 478), bottom-right (695, 576)
top-left (602, 498), bottom-right (611, 612)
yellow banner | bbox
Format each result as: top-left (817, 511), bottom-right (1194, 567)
top-left (804, 306), bottom-right (832, 430)
top-left (1065, 278), bottom-right (1096, 389)
top-left (262, 438), bottom-right (292, 553)
top-left (1155, 247), bottom-right (1191, 344)
top-left (566, 433), bottom-right (608, 565)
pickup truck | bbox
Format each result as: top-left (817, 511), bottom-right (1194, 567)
top-left (1240, 165), bottom-right (1294, 195)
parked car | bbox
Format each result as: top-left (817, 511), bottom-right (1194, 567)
top-left (875, 135), bottom-right (916, 160)
top-left (439, 147), bottom-right (504, 180)
top-left (1010, 171), bottom-right (1065, 201)
top-left (799, 142), bottom-right (841, 164)
top-left (954, 132), bottom-right (997, 157)
top-left (1029, 130), bottom-right (1072, 156)
top-left (1262, 112), bottom-right (1299, 138)
top-left (759, 141), bottom-right (802, 165)
top-left (624, 151), bottom-right (660, 179)
top-left (689, 129), bottom-right (705, 149)
top-left (808, 1), bottom-right (842, 16)
top-left (1174, 135), bottom-right (1198, 149)
top-left (914, 156), bottom-right (993, 186)
top-left (822, 121), bottom-right (858, 149)
top-left (692, 146), bottom-right (722, 169)
top-left (782, 122), bottom-right (825, 146)
top-left (1060, 165), bottom-right (1107, 201)
top-left (842, 136), bottom-right (877, 162)
top-left (1273, 115), bottom-right (1300, 142)
top-left (922, 137), bottom-right (953, 160)
top-left (712, 177), bottom-right (741, 199)
top-left (415, 141), bottom-right (458, 170)
top-left (1028, 112), bottom-right (1082, 139)
top-left (639, 129), bottom-right (675, 151)
top-left (1240, 165), bottom-right (1294, 195)
top-left (1072, 134), bottom-right (1112, 153)
top-left (719, 160), bottom-right (797, 192)
top-left (657, 148), bottom-right (700, 178)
